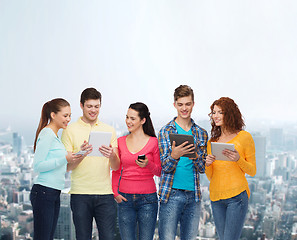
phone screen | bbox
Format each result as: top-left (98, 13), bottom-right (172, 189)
top-left (138, 154), bottom-right (145, 160)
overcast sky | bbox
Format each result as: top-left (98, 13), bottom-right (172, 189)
top-left (0, 1), bottom-right (296, 143)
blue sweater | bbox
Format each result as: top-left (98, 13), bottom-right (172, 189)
top-left (33, 127), bottom-right (67, 190)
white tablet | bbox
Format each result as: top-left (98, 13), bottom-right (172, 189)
top-left (88, 131), bottom-right (112, 157)
top-left (211, 142), bottom-right (235, 161)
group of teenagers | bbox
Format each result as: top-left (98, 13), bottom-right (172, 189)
top-left (30, 85), bottom-right (257, 240)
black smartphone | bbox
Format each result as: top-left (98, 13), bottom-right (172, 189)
top-left (138, 154), bottom-right (146, 160)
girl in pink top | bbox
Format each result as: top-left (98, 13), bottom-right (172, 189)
top-left (112, 102), bottom-right (161, 240)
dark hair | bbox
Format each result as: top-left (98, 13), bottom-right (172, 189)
top-left (209, 97), bottom-right (245, 142)
top-left (34, 98), bottom-right (70, 151)
top-left (129, 102), bottom-right (156, 137)
top-left (174, 85), bottom-right (194, 102)
top-left (80, 87), bottom-right (102, 106)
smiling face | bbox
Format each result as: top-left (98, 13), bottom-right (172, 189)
top-left (174, 96), bottom-right (194, 120)
top-left (80, 99), bottom-right (100, 125)
top-left (211, 105), bottom-right (224, 127)
top-left (51, 106), bottom-right (71, 130)
top-left (125, 108), bottom-right (145, 133)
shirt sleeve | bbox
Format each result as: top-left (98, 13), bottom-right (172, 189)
top-left (146, 139), bottom-right (162, 177)
top-left (236, 132), bottom-right (257, 176)
top-left (34, 131), bottom-right (67, 173)
top-left (112, 163), bottom-right (122, 198)
top-left (205, 141), bottom-right (213, 180)
top-left (192, 129), bottom-right (208, 174)
top-left (158, 128), bottom-right (179, 173)
top-left (61, 128), bottom-right (74, 152)
top-left (112, 138), bottom-right (121, 197)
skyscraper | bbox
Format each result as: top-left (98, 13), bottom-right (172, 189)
top-left (269, 128), bottom-right (283, 150)
top-left (13, 132), bottom-right (23, 156)
top-left (54, 192), bottom-right (74, 240)
top-left (253, 133), bottom-right (266, 178)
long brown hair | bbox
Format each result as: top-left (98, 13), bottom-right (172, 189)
top-left (209, 97), bottom-right (245, 142)
top-left (34, 98), bottom-right (70, 151)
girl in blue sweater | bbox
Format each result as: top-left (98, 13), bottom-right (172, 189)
top-left (30, 98), bottom-right (83, 240)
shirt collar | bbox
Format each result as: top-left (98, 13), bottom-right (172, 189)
top-left (78, 117), bottom-right (100, 127)
top-left (168, 117), bottom-right (196, 129)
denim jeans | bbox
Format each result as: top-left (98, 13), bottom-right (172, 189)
top-left (30, 184), bottom-right (61, 240)
top-left (118, 192), bottom-right (158, 240)
top-left (211, 191), bottom-right (248, 240)
top-left (70, 194), bottom-right (116, 240)
top-left (158, 189), bottom-right (201, 240)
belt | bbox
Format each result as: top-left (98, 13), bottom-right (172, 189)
top-left (172, 188), bottom-right (193, 192)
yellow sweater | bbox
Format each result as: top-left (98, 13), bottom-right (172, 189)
top-left (205, 131), bottom-right (256, 201)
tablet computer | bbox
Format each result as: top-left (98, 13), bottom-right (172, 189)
top-left (211, 142), bottom-right (235, 161)
top-left (169, 133), bottom-right (196, 158)
top-left (88, 131), bottom-right (112, 157)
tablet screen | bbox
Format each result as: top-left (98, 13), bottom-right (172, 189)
top-left (88, 131), bottom-right (112, 157)
top-left (211, 142), bottom-right (235, 161)
top-left (169, 133), bottom-right (196, 158)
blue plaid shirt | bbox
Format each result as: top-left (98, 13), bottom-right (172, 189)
top-left (158, 117), bottom-right (208, 203)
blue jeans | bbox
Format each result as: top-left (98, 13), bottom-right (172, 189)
top-left (30, 184), bottom-right (61, 240)
top-left (158, 189), bottom-right (201, 240)
top-left (118, 192), bottom-right (158, 240)
top-left (211, 191), bottom-right (248, 240)
top-left (70, 194), bottom-right (116, 240)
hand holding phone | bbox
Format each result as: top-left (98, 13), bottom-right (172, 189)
top-left (137, 154), bottom-right (146, 161)
top-left (136, 154), bottom-right (148, 168)
top-left (75, 150), bottom-right (87, 156)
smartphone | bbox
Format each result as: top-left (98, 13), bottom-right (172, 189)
top-left (137, 154), bottom-right (146, 160)
top-left (75, 150), bottom-right (87, 156)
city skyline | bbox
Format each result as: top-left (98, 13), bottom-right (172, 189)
top-left (1, 116), bottom-right (296, 148)
top-left (0, 123), bottom-right (296, 239)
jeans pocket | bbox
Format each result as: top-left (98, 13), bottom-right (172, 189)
top-left (239, 191), bottom-right (248, 206)
top-left (33, 185), bottom-right (60, 202)
top-left (43, 191), bottom-right (59, 202)
top-left (232, 191), bottom-right (247, 207)
top-left (118, 199), bottom-right (127, 205)
top-left (169, 189), bottom-right (178, 197)
top-left (143, 193), bottom-right (158, 204)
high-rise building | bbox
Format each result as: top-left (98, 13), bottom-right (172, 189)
top-left (262, 215), bottom-right (276, 239)
top-left (266, 157), bottom-right (276, 177)
top-left (54, 192), bottom-right (74, 240)
top-left (253, 133), bottom-right (267, 178)
top-left (269, 128), bottom-right (283, 150)
top-left (13, 132), bottom-right (23, 156)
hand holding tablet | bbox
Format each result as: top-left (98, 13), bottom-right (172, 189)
top-left (88, 131), bottom-right (112, 157)
top-left (169, 133), bottom-right (196, 159)
top-left (210, 142), bottom-right (236, 161)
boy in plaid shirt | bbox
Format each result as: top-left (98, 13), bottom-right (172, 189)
top-left (158, 85), bottom-right (208, 240)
